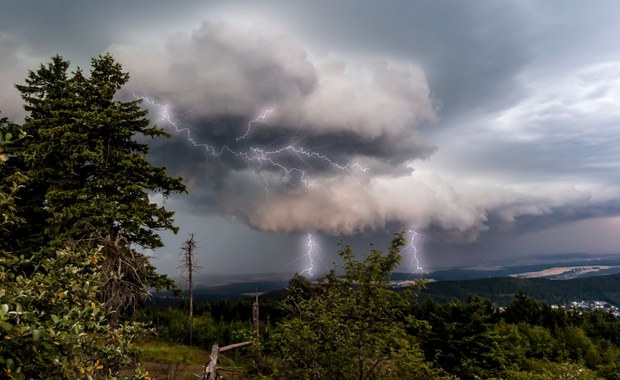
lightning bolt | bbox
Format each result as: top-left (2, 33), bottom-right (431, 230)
top-left (236, 108), bottom-right (274, 142)
top-left (405, 229), bottom-right (424, 275)
top-left (139, 96), bottom-right (370, 278)
top-left (301, 233), bottom-right (320, 277)
top-left (139, 96), bottom-right (367, 188)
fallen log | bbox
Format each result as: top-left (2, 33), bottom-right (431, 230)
top-left (219, 341), bottom-right (252, 352)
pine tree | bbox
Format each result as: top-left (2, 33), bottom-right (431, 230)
top-left (3, 54), bottom-right (186, 252)
top-left (1, 54), bottom-right (186, 318)
top-left (1, 116), bottom-right (150, 378)
top-left (0, 113), bottom-right (27, 232)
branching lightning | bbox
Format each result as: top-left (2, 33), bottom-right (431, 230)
top-left (236, 108), bottom-right (274, 142)
top-left (405, 229), bottom-right (424, 275)
top-left (140, 96), bottom-right (367, 187)
top-left (139, 95), bottom-right (370, 278)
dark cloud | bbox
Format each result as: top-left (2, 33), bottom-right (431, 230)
top-left (4, 1), bottom-right (620, 274)
top-left (245, 1), bottom-right (536, 121)
top-left (110, 17), bottom-right (620, 246)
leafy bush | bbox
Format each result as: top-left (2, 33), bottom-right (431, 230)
top-left (266, 234), bottom-right (441, 379)
top-left (0, 246), bottom-right (149, 378)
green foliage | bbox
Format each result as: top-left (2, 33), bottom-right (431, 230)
top-left (417, 296), bottom-right (507, 379)
top-left (409, 291), bottom-right (620, 379)
top-left (504, 360), bottom-right (602, 380)
top-left (505, 290), bottom-right (543, 325)
top-left (0, 246), bottom-right (149, 379)
top-left (2, 54), bottom-right (185, 254)
top-left (0, 114), bottom-right (27, 231)
top-left (0, 53), bottom-right (186, 378)
top-left (556, 326), bottom-right (601, 367)
top-left (141, 243), bottom-right (620, 379)
top-left (141, 307), bottom-right (252, 349)
top-left (267, 233), bottom-right (441, 379)
top-left (516, 322), bottom-right (556, 360)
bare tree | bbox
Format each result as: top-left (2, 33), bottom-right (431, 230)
top-left (179, 234), bottom-right (201, 345)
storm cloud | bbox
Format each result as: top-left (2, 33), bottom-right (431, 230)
top-left (105, 20), bottom-right (620, 243)
top-left (4, 1), bottom-right (620, 274)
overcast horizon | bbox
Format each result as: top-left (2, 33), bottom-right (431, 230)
top-left (3, 1), bottom-right (620, 276)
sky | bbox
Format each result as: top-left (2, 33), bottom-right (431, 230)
top-left (2, 1), bottom-right (620, 276)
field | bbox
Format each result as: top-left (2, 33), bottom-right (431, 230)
top-left (137, 340), bottom-right (246, 380)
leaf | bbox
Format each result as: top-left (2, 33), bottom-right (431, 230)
top-left (0, 304), bottom-right (8, 316)
top-left (0, 320), bottom-right (12, 331)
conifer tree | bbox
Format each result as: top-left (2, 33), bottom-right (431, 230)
top-left (0, 54), bottom-right (186, 316)
top-left (1, 114), bottom-right (149, 378)
top-left (3, 54), bottom-right (185, 253)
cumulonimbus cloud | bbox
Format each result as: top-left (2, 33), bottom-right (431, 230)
top-left (217, 169), bottom-right (620, 243)
top-left (110, 20), bottom-right (438, 160)
top-left (108, 20), bottom-right (620, 243)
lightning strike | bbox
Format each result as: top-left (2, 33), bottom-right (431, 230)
top-left (139, 96), bottom-right (367, 187)
top-left (139, 96), bottom-right (367, 278)
top-left (236, 108), bottom-right (274, 142)
top-left (301, 233), bottom-right (317, 277)
top-left (406, 229), bottom-right (424, 275)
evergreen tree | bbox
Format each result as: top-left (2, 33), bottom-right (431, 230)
top-left (3, 54), bottom-right (185, 252)
top-left (0, 114), bottom-right (26, 231)
top-left (1, 116), bottom-right (149, 378)
top-left (0, 54), bottom-right (186, 319)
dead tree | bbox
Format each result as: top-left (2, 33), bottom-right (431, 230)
top-left (178, 233), bottom-right (201, 345)
top-left (71, 231), bottom-right (154, 327)
top-left (200, 293), bottom-right (261, 379)
top-left (201, 341), bottom-right (253, 380)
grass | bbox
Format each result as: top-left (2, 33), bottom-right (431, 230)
top-left (137, 339), bottom-right (247, 379)
top-left (139, 339), bottom-right (211, 365)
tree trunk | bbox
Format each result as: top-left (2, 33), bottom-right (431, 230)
top-left (204, 343), bottom-right (219, 380)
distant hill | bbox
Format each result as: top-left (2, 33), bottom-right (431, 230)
top-left (148, 280), bottom-right (290, 307)
top-left (419, 273), bottom-right (620, 306)
top-left (149, 273), bottom-right (620, 308)
top-left (424, 253), bottom-right (620, 281)
top-left (150, 253), bottom-right (620, 307)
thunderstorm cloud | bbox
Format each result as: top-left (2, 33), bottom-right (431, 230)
top-left (107, 20), bottom-right (620, 242)
top-left (4, 1), bottom-right (620, 273)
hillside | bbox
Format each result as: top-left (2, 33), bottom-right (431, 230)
top-left (420, 273), bottom-right (620, 306)
top-left (150, 273), bottom-right (620, 309)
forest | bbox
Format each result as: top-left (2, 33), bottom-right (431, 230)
top-left (2, 55), bottom-right (620, 379)
top-left (145, 250), bottom-right (620, 379)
